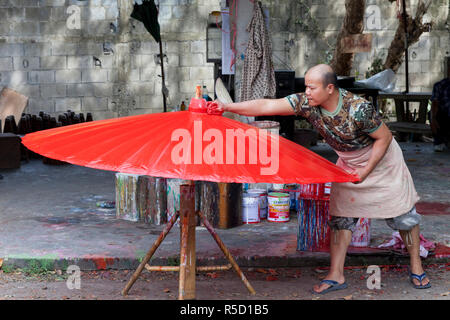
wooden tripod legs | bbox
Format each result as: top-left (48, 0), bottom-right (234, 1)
top-left (122, 184), bottom-right (255, 299)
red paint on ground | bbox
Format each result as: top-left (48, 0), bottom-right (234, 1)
top-left (434, 243), bottom-right (450, 259)
top-left (416, 202), bottom-right (450, 215)
top-left (82, 255), bottom-right (115, 270)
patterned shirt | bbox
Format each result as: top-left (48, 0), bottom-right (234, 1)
top-left (285, 89), bottom-right (383, 152)
top-left (431, 78), bottom-right (450, 116)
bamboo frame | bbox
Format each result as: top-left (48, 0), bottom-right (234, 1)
top-left (122, 183), bottom-right (255, 299)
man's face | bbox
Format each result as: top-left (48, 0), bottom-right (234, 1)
top-left (304, 72), bottom-right (332, 106)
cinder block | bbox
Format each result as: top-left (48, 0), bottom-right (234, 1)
top-left (81, 69), bottom-right (108, 83)
top-left (89, 7), bottom-right (106, 20)
top-left (41, 56), bottom-right (67, 70)
top-left (25, 7), bottom-right (50, 21)
top-left (67, 83), bottom-right (95, 97)
top-left (28, 70), bottom-right (55, 84)
top-left (180, 53), bottom-right (205, 67)
top-left (13, 57), bottom-right (40, 71)
top-left (55, 69), bottom-right (81, 83)
top-left (0, 44), bottom-right (24, 57)
top-left (189, 66), bottom-right (213, 80)
top-left (55, 97), bottom-right (81, 112)
top-left (93, 83), bottom-right (114, 97)
top-left (40, 84), bottom-right (66, 98)
top-left (82, 97), bottom-right (108, 111)
top-left (67, 56), bottom-right (93, 69)
top-left (24, 42), bottom-right (52, 57)
top-left (27, 97), bottom-right (55, 114)
top-left (0, 57), bottom-right (13, 71)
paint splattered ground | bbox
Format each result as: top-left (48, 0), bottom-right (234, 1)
top-left (0, 265), bottom-right (448, 300)
top-left (0, 141), bottom-right (448, 304)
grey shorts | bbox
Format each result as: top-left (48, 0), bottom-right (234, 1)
top-left (329, 206), bottom-right (421, 232)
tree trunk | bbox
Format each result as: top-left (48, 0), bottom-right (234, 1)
top-left (383, 0), bottom-right (432, 72)
top-left (330, 0), bottom-right (366, 76)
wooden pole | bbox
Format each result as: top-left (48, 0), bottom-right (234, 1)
top-left (178, 184), bottom-right (196, 300)
top-left (122, 210), bottom-right (180, 296)
top-left (159, 40), bottom-right (167, 113)
top-left (197, 210), bottom-right (256, 295)
top-left (218, 182), bottom-right (229, 229)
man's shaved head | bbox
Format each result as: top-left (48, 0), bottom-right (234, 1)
top-left (306, 64), bottom-right (338, 88)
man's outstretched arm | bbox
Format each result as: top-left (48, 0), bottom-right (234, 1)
top-left (213, 98), bottom-right (295, 117)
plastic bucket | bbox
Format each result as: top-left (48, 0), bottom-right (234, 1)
top-left (297, 198), bottom-right (330, 252)
top-left (249, 120), bottom-right (280, 136)
top-left (267, 192), bottom-right (290, 222)
top-left (247, 189), bottom-right (268, 220)
top-left (242, 193), bottom-right (260, 224)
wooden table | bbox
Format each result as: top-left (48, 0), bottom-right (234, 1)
top-left (378, 92), bottom-right (432, 123)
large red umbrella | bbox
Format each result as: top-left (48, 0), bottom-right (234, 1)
top-left (22, 109), bottom-right (357, 184)
top-left (21, 104), bottom-right (358, 299)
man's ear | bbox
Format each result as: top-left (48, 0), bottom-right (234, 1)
top-left (327, 84), bottom-right (334, 94)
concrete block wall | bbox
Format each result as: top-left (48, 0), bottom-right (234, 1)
top-left (0, 0), bottom-right (448, 120)
top-left (0, 0), bottom-right (220, 120)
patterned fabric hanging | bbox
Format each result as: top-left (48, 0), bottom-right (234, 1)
top-left (239, 1), bottom-right (276, 102)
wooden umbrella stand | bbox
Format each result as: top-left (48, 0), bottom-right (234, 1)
top-left (121, 184), bottom-right (256, 300)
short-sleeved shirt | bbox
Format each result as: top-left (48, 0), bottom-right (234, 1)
top-left (431, 78), bottom-right (450, 116)
top-left (285, 88), bottom-right (383, 152)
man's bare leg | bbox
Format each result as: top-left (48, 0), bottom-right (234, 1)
top-left (313, 229), bottom-right (352, 293)
top-left (399, 225), bottom-right (430, 287)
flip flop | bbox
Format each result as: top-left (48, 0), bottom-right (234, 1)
top-left (312, 280), bottom-right (348, 294)
top-left (410, 272), bottom-right (431, 289)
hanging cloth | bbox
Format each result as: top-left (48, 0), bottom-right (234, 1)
top-left (239, 1), bottom-right (276, 102)
top-left (131, 0), bottom-right (161, 43)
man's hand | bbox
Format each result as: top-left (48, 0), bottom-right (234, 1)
top-left (207, 99), bottom-right (226, 114)
top-left (352, 167), bottom-right (369, 184)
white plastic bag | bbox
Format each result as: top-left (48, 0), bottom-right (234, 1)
top-left (354, 69), bottom-right (397, 92)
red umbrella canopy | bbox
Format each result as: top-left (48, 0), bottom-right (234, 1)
top-left (22, 109), bottom-right (358, 184)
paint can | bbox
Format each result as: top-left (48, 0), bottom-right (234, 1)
top-left (249, 120), bottom-right (280, 136)
top-left (350, 218), bottom-right (371, 247)
top-left (297, 198), bottom-right (330, 252)
top-left (272, 183), bottom-right (284, 191)
top-left (247, 188), bottom-right (268, 219)
top-left (166, 178), bottom-right (190, 225)
top-left (267, 192), bottom-right (290, 222)
top-left (115, 173), bottom-right (140, 222)
top-left (242, 193), bottom-right (260, 224)
top-left (285, 184), bottom-right (298, 210)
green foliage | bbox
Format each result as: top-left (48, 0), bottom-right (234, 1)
top-left (365, 55), bottom-right (385, 78)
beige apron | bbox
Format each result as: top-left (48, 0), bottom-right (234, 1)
top-left (329, 138), bottom-right (419, 218)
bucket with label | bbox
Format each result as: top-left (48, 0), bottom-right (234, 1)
top-left (242, 193), bottom-right (260, 224)
top-left (267, 192), bottom-right (290, 222)
top-left (247, 188), bottom-right (268, 219)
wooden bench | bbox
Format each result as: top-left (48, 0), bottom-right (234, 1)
top-left (386, 121), bottom-right (431, 134)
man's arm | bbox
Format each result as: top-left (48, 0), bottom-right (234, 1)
top-left (215, 98), bottom-right (295, 117)
top-left (353, 122), bottom-right (393, 184)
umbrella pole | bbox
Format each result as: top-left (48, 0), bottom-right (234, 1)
top-left (178, 184), bottom-right (196, 300)
top-left (121, 209), bottom-right (180, 296)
